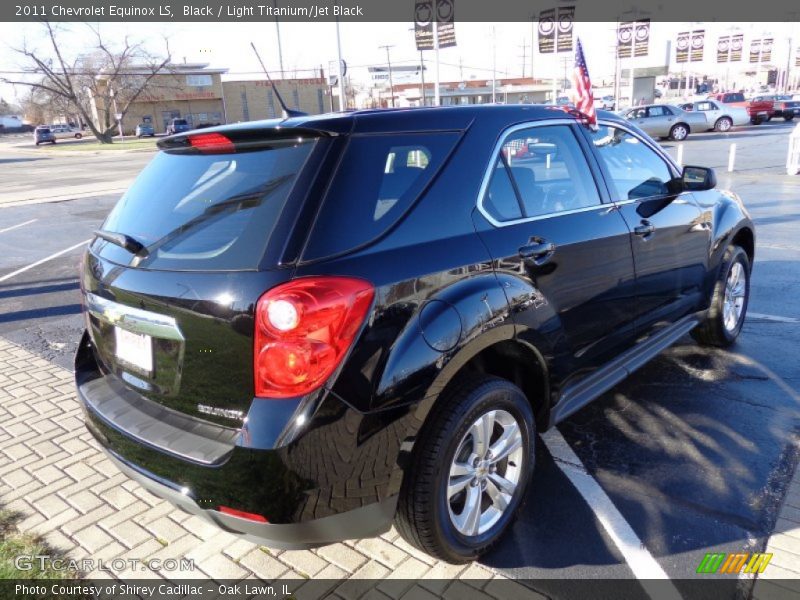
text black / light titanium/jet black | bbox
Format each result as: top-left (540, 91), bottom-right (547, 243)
top-left (75, 105), bottom-right (754, 563)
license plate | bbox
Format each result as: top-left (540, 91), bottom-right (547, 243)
top-left (115, 327), bottom-right (153, 374)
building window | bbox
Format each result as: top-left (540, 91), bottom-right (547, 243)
top-left (317, 89), bottom-right (324, 113)
top-left (241, 89), bottom-right (249, 121)
top-left (267, 91), bottom-right (276, 118)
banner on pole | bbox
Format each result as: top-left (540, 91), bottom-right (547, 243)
top-left (690, 30), bottom-right (705, 62)
top-left (750, 39), bottom-right (761, 63)
top-left (556, 6), bottom-right (574, 53)
top-left (538, 8), bottom-right (556, 53)
top-left (761, 37), bottom-right (773, 62)
top-left (414, 0), bottom-right (456, 50)
top-left (617, 21), bottom-right (633, 59)
top-left (717, 35), bottom-right (730, 63)
top-left (676, 31), bottom-right (689, 63)
top-left (634, 19), bottom-right (650, 57)
top-left (731, 34), bottom-right (743, 61)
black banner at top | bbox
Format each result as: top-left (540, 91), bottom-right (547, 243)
top-left (761, 37), bottom-right (773, 62)
top-left (414, 0), bottom-right (456, 50)
top-left (634, 19), bottom-right (650, 57)
top-left (750, 39), bottom-right (761, 63)
top-left (538, 8), bottom-right (556, 53)
top-left (617, 21), bottom-right (633, 59)
top-left (731, 34), bottom-right (744, 61)
top-left (556, 6), bottom-right (574, 53)
top-left (690, 30), bottom-right (704, 62)
top-left (717, 35), bottom-right (730, 63)
top-left (676, 31), bottom-right (690, 63)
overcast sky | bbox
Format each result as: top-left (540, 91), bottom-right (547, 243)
top-left (0, 21), bottom-right (796, 104)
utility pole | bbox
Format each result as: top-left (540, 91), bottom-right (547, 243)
top-left (335, 18), bottom-right (346, 110)
top-left (272, 0), bottom-right (284, 78)
top-left (530, 14), bottom-right (536, 81)
top-left (433, 18), bottom-right (441, 106)
top-left (420, 51), bottom-right (426, 105)
top-left (492, 26), bottom-right (497, 103)
top-left (379, 44), bottom-right (396, 108)
top-left (519, 40), bottom-right (530, 78)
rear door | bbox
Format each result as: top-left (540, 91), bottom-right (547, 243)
top-left (473, 121), bottom-right (637, 382)
top-left (581, 122), bottom-right (710, 336)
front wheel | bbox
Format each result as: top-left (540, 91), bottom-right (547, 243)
top-left (785, 115), bottom-right (795, 122)
top-left (750, 117), bottom-right (764, 125)
top-left (670, 123), bottom-right (689, 141)
top-left (714, 117), bottom-right (733, 132)
top-left (75, 133), bottom-right (82, 139)
top-left (692, 245), bottom-right (751, 347)
top-left (395, 375), bottom-right (535, 563)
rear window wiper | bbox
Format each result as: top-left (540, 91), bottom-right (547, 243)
top-left (93, 229), bottom-right (149, 257)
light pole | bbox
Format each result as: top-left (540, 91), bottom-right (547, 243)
top-left (272, 0), bottom-right (284, 78)
top-left (379, 44), bottom-right (396, 107)
top-left (335, 18), bottom-right (346, 110)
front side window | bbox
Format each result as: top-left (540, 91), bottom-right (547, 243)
top-left (588, 126), bottom-right (676, 201)
top-left (481, 124), bottom-right (601, 222)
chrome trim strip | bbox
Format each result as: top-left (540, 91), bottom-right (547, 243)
top-left (86, 293), bottom-right (185, 341)
top-left (475, 118), bottom-right (609, 228)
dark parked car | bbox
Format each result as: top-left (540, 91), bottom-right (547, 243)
top-left (76, 106), bottom-right (754, 563)
top-left (165, 118), bottom-right (190, 135)
top-left (33, 126), bottom-right (56, 145)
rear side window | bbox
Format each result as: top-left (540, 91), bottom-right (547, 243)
top-left (302, 132), bottom-right (460, 260)
top-left (94, 138), bottom-right (316, 271)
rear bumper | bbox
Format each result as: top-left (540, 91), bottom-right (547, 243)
top-left (75, 331), bottom-right (399, 547)
top-left (101, 446), bottom-right (396, 549)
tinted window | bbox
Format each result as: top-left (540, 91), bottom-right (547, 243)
top-left (483, 125), bottom-right (600, 221)
top-left (695, 101), bottom-right (714, 111)
top-left (588, 126), bottom-right (675, 201)
top-left (724, 93), bottom-right (745, 103)
top-left (302, 132), bottom-right (460, 260)
top-left (94, 138), bottom-right (316, 271)
top-left (483, 160), bottom-right (523, 222)
top-left (648, 106), bottom-right (669, 117)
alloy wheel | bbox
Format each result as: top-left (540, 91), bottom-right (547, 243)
top-left (723, 261), bottom-right (746, 332)
top-left (447, 409), bottom-right (525, 537)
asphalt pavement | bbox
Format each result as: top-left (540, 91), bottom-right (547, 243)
top-left (0, 120), bottom-right (799, 598)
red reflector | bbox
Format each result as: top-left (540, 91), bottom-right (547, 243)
top-left (218, 506), bottom-right (269, 522)
top-left (254, 276), bottom-right (375, 398)
top-left (188, 132), bottom-right (235, 154)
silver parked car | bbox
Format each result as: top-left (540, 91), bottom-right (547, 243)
top-left (681, 99), bottom-right (750, 131)
top-left (621, 104), bottom-right (708, 141)
top-left (49, 124), bottom-right (83, 139)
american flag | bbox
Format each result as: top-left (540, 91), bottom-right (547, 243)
top-left (571, 38), bottom-right (597, 125)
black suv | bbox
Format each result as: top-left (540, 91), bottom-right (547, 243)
top-left (76, 106), bottom-right (754, 563)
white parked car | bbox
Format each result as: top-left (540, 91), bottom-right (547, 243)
top-left (678, 100), bottom-right (750, 132)
top-left (49, 124), bottom-right (83, 139)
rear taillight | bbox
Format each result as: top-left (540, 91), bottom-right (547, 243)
top-left (188, 132), bottom-right (235, 154)
top-left (254, 277), bottom-right (374, 398)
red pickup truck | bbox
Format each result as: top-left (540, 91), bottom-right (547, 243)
top-left (708, 92), bottom-right (774, 124)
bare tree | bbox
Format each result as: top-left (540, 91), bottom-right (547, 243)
top-left (2, 22), bottom-right (172, 143)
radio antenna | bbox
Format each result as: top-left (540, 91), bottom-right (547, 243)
top-left (250, 41), bottom-right (307, 119)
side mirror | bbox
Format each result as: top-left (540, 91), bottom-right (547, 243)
top-left (682, 165), bottom-right (717, 191)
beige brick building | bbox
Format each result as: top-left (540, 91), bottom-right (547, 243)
top-left (222, 78), bottom-right (338, 123)
top-left (91, 63), bottom-right (335, 135)
top-left (93, 63), bottom-right (228, 135)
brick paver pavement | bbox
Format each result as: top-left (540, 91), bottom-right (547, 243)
top-left (0, 337), bottom-right (544, 598)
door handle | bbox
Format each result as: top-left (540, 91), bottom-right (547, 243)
top-left (634, 221), bottom-right (655, 237)
top-left (519, 241), bottom-right (556, 265)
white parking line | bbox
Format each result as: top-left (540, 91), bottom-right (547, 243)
top-left (543, 430), bottom-right (683, 600)
top-left (747, 312), bottom-right (800, 324)
top-left (0, 239), bottom-right (91, 283)
top-left (0, 218), bottom-right (37, 234)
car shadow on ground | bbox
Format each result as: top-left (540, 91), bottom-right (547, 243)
top-left (483, 324), bottom-right (799, 586)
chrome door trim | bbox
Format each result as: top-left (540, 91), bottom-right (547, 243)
top-left (475, 118), bottom-right (609, 229)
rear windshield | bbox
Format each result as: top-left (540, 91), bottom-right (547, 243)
top-left (724, 93), bottom-right (745, 102)
top-left (94, 138), bottom-right (316, 271)
top-left (37, 128), bottom-right (51, 133)
top-left (302, 132), bottom-right (460, 261)
top-left (174, 119), bottom-right (188, 125)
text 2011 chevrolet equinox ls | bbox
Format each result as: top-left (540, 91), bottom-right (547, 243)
top-left (76, 106), bottom-right (754, 563)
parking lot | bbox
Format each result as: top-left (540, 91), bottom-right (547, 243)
top-left (1, 119), bottom-right (799, 598)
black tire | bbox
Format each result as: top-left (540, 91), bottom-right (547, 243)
top-left (785, 115), bottom-right (795, 122)
top-left (75, 133), bottom-right (82, 139)
top-left (692, 245), bottom-right (751, 347)
top-left (714, 117), bottom-right (733, 132)
top-left (35, 142), bottom-right (39, 146)
top-left (750, 117), bottom-right (763, 125)
top-left (669, 123), bottom-right (690, 141)
top-left (395, 374), bottom-right (535, 563)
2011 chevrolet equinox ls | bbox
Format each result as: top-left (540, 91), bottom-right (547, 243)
top-left (76, 105), bottom-right (754, 563)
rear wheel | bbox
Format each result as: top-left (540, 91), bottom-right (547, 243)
top-left (785, 115), bottom-right (795, 122)
top-left (75, 133), bottom-right (82, 139)
top-left (395, 375), bottom-right (535, 563)
top-left (714, 117), bottom-right (732, 132)
top-left (670, 123), bottom-right (689, 141)
top-left (750, 116), bottom-right (764, 125)
top-left (692, 245), bottom-right (751, 347)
